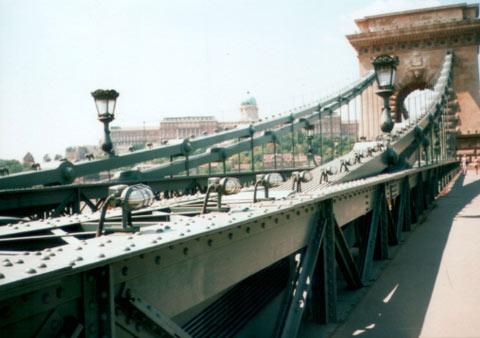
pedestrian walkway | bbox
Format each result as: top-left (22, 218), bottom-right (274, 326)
top-left (331, 172), bottom-right (480, 338)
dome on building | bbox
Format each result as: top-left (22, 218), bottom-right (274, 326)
top-left (241, 94), bottom-right (257, 106)
top-left (239, 92), bottom-right (259, 122)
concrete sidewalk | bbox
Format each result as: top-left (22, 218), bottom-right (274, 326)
top-left (330, 173), bottom-right (480, 338)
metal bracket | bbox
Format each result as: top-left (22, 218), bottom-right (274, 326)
top-left (116, 287), bottom-right (191, 338)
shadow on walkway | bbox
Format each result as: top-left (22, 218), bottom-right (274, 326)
top-left (329, 173), bottom-right (480, 338)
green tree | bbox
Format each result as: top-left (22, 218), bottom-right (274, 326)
top-left (0, 159), bottom-right (30, 174)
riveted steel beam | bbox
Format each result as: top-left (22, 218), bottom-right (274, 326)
top-left (277, 202), bottom-right (328, 337)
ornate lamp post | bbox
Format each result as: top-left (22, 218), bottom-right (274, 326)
top-left (92, 89), bottom-right (119, 155)
top-left (372, 55), bottom-right (399, 133)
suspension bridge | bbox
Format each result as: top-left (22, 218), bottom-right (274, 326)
top-left (0, 4), bottom-right (479, 337)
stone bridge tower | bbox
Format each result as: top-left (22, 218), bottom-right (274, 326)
top-left (347, 4), bottom-right (480, 157)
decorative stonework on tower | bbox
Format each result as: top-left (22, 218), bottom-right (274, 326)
top-left (240, 93), bottom-right (259, 122)
top-left (347, 3), bottom-right (480, 156)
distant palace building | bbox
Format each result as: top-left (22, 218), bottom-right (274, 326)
top-left (110, 94), bottom-right (260, 153)
top-left (110, 94), bottom-right (358, 154)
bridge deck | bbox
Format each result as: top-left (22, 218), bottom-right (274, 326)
top-left (330, 172), bottom-right (480, 338)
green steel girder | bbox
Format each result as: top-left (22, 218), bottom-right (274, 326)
top-left (0, 169), bottom-right (304, 217)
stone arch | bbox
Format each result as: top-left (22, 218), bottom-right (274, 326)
top-left (346, 3), bottom-right (480, 148)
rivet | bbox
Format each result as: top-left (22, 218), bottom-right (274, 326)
top-left (41, 256), bottom-right (50, 261)
top-left (151, 240), bottom-right (157, 244)
top-left (26, 267), bottom-right (37, 274)
top-left (124, 247), bottom-right (130, 252)
top-left (99, 243), bottom-right (105, 247)
top-left (156, 228), bottom-right (164, 233)
top-left (165, 225), bottom-right (171, 230)
top-left (77, 256), bottom-right (83, 261)
top-left (0, 273), bottom-right (5, 279)
top-left (2, 261), bottom-right (12, 267)
top-left (37, 263), bottom-right (47, 268)
top-left (98, 253), bottom-right (105, 258)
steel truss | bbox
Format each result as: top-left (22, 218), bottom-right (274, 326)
top-left (0, 161), bottom-right (459, 337)
top-left (0, 52), bottom-right (461, 337)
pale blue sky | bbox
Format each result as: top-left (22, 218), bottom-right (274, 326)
top-left (0, 0), bottom-right (464, 161)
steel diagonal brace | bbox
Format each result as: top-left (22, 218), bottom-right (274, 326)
top-left (359, 186), bottom-right (388, 284)
top-left (116, 287), bottom-right (191, 338)
top-left (334, 222), bottom-right (362, 289)
top-left (276, 203), bottom-right (328, 338)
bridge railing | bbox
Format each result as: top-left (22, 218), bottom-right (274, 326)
top-left (0, 71), bottom-right (375, 190)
